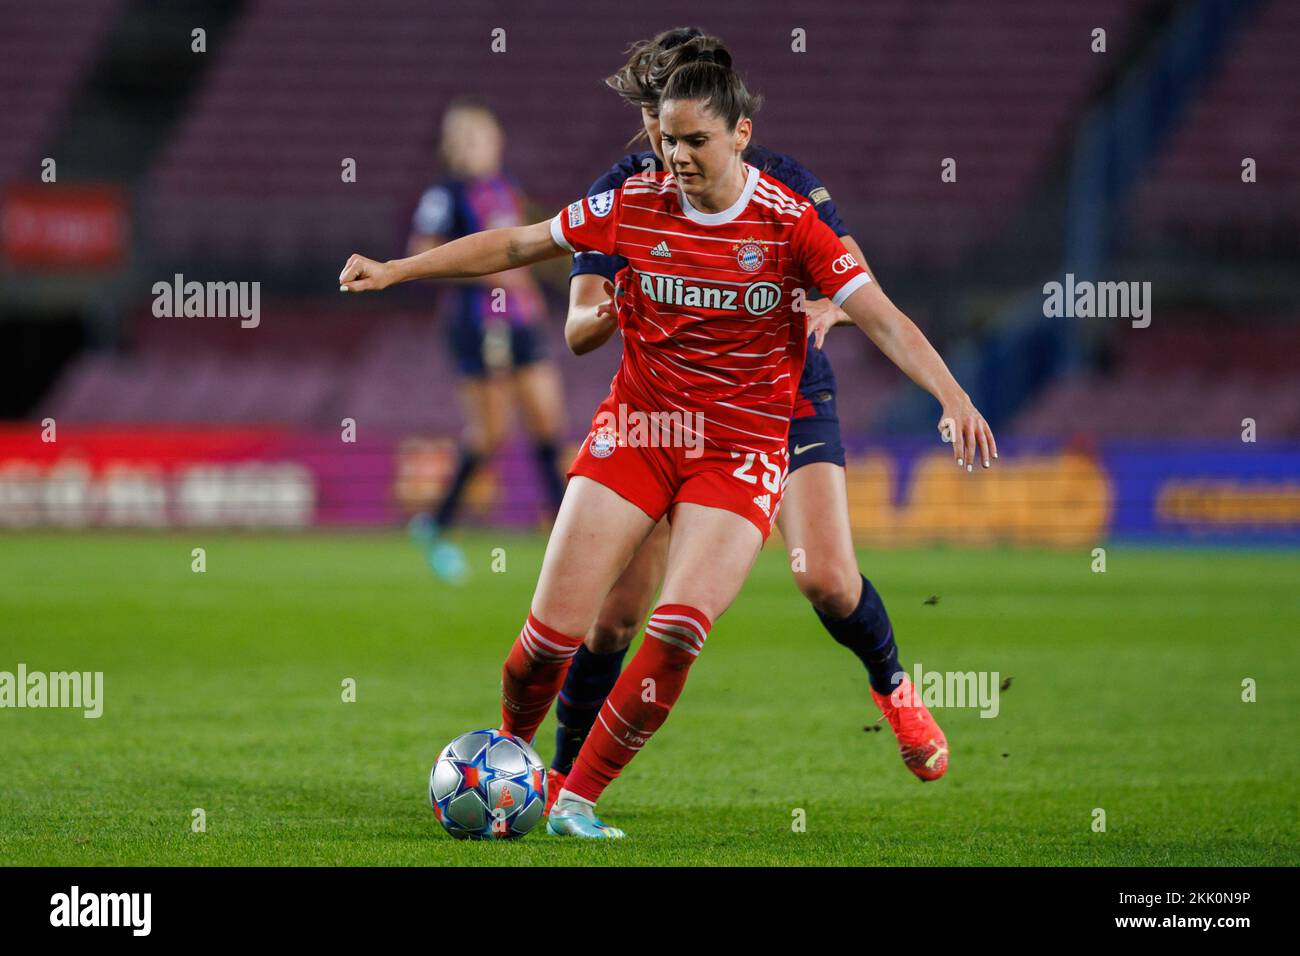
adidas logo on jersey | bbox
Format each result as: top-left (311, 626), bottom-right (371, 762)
top-left (650, 241), bottom-right (672, 258)
top-left (752, 493), bottom-right (772, 517)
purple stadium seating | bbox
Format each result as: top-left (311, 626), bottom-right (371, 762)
top-left (43, 295), bottom-right (905, 438)
top-left (1130, 0), bottom-right (1300, 248)
top-left (0, 0), bottom-right (122, 183)
top-left (1012, 319), bottom-right (1300, 439)
top-left (144, 0), bottom-right (1132, 269)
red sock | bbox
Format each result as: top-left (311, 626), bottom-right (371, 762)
top-left (564, 604), bottom-right (711, 803)
top-left (500, 611), bottom-right (585, 743)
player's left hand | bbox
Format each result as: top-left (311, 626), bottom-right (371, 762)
top-left (595, 279), bottom-right (618, 323)
top-left (803, 297), bottom-right (847, 349)
top-left (938, 395), bottom-right (998, 473)
top-left (339, 254), bottom-right (397, 292)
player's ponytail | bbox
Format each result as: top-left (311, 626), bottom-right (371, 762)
top-left (645, 36), bottom-right (734, 99)
top-left (605, 28), bottom-right (735, 110)
top-left (660, 56), bottom-right (761, 132)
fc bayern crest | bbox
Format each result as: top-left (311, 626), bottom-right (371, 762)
top-left (589, 427), bottom-right (617, 459)
top-left (735, 240), bottom-right (765, 273)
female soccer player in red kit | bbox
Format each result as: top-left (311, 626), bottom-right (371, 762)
top-left (340, 60), bottom-right (996, 838)
top-left (552, 29), bottom-right (971, 801)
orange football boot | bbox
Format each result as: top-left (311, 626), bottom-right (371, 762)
top-left (871, 675), bottom-right (949, 781)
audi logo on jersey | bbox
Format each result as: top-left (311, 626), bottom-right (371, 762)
top-left (638, 273), bottom-right (783, 317)
top-left (831, 252), bottom-right (859, 274)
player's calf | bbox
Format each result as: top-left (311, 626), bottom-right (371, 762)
top-left (559, 604), bottom-right (712, 824)
top-left (552, 643), bottom-right (628, 776)
top-left (814, 573), bottom-right (906, 696)
top-left (499, 611), bottom-right (585, 743)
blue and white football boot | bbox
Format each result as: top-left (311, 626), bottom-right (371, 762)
top-left (546, 794), bottom-right (626, 839)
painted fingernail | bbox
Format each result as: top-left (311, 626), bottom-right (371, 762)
top-left (957, 458), bottom-right (964, 467)
top-left (339, 285), bottom-right (348, 292)
top-left (967, 463), bottom-right (972, 473)
top-left (993, 452), bottom-right (999, 459)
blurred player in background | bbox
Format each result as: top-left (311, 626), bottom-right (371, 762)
top-left (407, 100), bottom-right (567, 582)
top-left (550, 29), bottom-right (958, 801)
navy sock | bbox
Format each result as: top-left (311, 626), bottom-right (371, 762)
top-left (532, 441), bottom-right (566, 511)
top-left (432, 448), bottom-right (481, 529)
top-left (814, 574), bottom-right (904, 696)
top-left (552, 644), bottom-right (627, 774)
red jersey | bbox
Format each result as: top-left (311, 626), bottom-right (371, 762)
top-left (551, 164), bottom-right (871, 455)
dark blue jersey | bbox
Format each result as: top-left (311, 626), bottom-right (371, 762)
top-left (412, 173), bottom-right (545, 327)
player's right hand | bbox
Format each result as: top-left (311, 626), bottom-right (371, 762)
top-left (339, 254), bottom-right (396, 292)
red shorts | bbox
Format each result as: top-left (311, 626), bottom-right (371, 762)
top-left (567, 402), bottom-right (789, 540)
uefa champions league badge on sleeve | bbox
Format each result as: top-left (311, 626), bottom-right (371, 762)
top-left (587, 189), bottom-right (615, 217)
top-left (735, 238), bottom-right (765, 272)
top-left (589, 426), bottom-right (618, 459)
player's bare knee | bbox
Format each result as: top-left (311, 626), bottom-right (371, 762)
top-left (479, 430), bottom-right (507, 456)
top-left (462, 429), bottom-right (490, 458)
top-left (797, 566), bottom-right (861, 619)
top-left (586, 618), bottom-right (637, 654)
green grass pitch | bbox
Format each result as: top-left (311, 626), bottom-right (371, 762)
top-left (1, 532), bottom-right (1297, 866)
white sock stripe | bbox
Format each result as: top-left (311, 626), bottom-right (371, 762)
top-left (519, 630), bottom-right (552, 661)
top-left (645, 620), bottom-right (705, 649)
top-left (524, 621), bottom-right (572, 653)
top-left (597, 712), bottom-right (644, 751)
top-left (651, 613), bottom-right (709, 642)
top-left (645, 626), bottom-right (702, 656)
top-left (528, 647), bottom-right (578, 663)
top-left (604, 700), bottom-right (642, 733)
top-left (524, 621), bottom-right (581, 655)
top-left (644, 624), bottom-right (703, 654)
top-left (519, 630), bottom-right (578, 663)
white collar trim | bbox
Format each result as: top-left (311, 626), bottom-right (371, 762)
top-left (677, 163), bottom-right (759, 226)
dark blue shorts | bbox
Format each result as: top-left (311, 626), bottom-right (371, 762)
top-left (788, 386), bottom-right (846, 471)
top-left (449, 317), bottom-right (547, 378)
top-left (788, 341), bottom-right (845, 472)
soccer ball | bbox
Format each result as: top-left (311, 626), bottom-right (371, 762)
top-left (429, 729), bottom-right (547, 839)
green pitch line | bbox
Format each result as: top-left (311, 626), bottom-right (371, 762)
top-left (1, 532), bottom-right (1296, 866)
